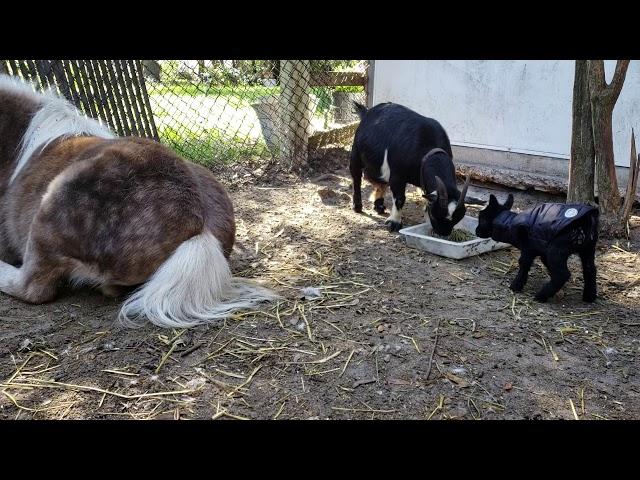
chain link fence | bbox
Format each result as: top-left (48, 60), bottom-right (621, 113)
top-left (1, 60), bottom-right (368, 170)
top-left (142, 60), bottom-right (368, 169)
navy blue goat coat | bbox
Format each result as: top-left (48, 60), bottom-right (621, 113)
top-left (492, 203), bottom-right (598, 251)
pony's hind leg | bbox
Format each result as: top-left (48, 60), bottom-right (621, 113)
top-left (99, 284), bottom-right (128, 298)
top-left (0, 246), bottom-right (65, 304)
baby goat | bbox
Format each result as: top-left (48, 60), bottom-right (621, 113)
top-left (476, 194), bottom-right (600, 303)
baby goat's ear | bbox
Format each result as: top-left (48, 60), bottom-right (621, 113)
top-left (503, 194), bottom-right (514, 210)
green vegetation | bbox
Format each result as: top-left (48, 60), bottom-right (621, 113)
top-left (148, 60), bottom-right (366, 164)
top-left (441, 229), bottom-right (476, 242)
top-left (148, 83), bottom-right (281, 106)
top-left (159, 126), bottom-right (272, 167)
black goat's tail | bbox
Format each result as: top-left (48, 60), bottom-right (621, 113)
top-left (353, 101), bottom-right (368, 120)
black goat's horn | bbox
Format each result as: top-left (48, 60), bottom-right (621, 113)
top-left (456, 174), bottom-right (470, 211)
top-left (435, 176), bottom-right (448, 209)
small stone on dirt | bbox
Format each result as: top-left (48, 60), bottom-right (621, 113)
top-left (300, 287), bottom-right (322, 300)
top-left (316, 187), bottom-right (351, 206)
top-left (18, 339), bottom-right (33, 352)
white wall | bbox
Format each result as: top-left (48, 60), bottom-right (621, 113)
top-left (372, 60), bottom-right (639, 168)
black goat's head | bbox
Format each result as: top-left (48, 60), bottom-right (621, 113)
top-left (476, 193), bottom-right (514, 238)
top-left (424, 174), bottom-right (470, 236)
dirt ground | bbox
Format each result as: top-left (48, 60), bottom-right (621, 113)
top-left (1, 152), bottom-right (639, 420)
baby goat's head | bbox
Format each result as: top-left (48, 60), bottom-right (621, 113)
top-left (476, 193), bottom-right (514, 238)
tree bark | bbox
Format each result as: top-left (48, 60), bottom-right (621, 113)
top-left (588, 60), bottom-right (630, 223)
top-left (278, 60), bottom-right (313, 170)
top-left (141, 60), bottom-right (161, 81)
top-left (620, 129), bottom-right (640, 230)
top-left (568, 60), bottom-right (596, 203)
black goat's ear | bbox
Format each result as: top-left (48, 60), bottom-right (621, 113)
top-left (424, 190), bottom-right (438, 203)
top-left (488, 194), bottom-right (498, 207)
top-left (504, 194), bottom-right (514, 210)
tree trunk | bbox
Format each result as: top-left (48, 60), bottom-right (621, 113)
top-left (591, 98), bottom-right (619, 213)
top-left (142, 60), bottom-right (161, 81)
top-left (620, 130), bottom-right (640, 230)
top-left (568, 60), bottom-right (595, 203)
top-left (278, 60), bottom-right (313, 170)
top-left (588, 60), bottom-right (630, 231)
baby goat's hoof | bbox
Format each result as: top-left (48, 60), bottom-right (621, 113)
top-left (509, 281), bottom-right (524, 293)
top-left (385, 219), bottom-right (403, 232)
top-left (353, 202), bottom-right (363, 213)
top-left (583, 292), bottom-right (597, 303)
top-left (534, 292), bottom-right (550, 303)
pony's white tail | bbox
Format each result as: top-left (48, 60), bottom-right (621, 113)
top-left (118, 230), bottom-right (278, 328)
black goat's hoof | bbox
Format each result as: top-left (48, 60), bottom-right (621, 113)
top-left (353, 203), bottom-right (363, 213)
top-left (509, 282), bottom-right (524, 293)
top-left (583, 292), bottom-right (597, 303)
top-left (373, 199), bottom-right (386, 215)
top-left (374, 205), bottom-right (387, 215)
top-left (385, 220), bottom-right (403, 232)
top-left (375, 206), bottom-right (387, 215)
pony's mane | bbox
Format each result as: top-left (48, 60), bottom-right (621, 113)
top-left (0, 74), bottom-right (115, 183)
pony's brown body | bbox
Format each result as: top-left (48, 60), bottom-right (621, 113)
top-left (0, 74), bottom-right (274, 327)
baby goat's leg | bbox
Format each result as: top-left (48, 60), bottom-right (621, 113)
top-left (510, 250), bottom-right (536, 292)
top-left (579, 246), bottom-right (597, 302)
top-left (535, 248), bottom-right (571, 302)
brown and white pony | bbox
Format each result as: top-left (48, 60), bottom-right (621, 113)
top-left (0, 74), bottom-right (276, 328)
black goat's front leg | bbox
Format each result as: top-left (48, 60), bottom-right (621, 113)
top-left (385, 180), bottom-right (406, 232)
top-left (535, 250), bottom-right (571, 302)
top-left (350, 149), bottom-right (363, 213)
top-left (510, 250), bottom-right (536, 292)
top-left (579, 246), bottom-right (597, 302)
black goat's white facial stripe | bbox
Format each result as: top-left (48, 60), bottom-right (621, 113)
top-left (447, 201), bottom-right (457, 219)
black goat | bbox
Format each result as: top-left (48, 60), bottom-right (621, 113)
top-left (476, 194), bottom-right (600, 303)
top-left (350, 102), bottom-right (469, 236)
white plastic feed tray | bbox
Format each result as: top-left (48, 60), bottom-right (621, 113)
top-left (399, 215), bottom-right (510, 259)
